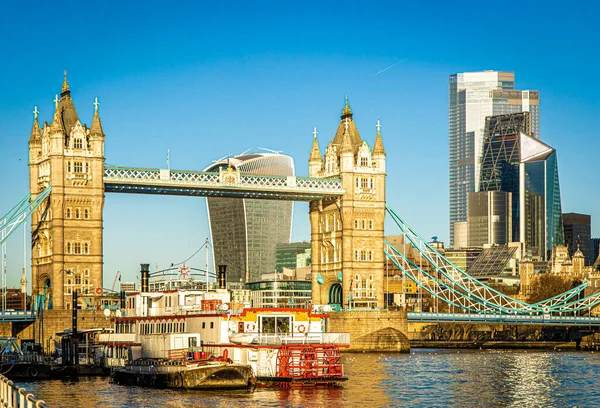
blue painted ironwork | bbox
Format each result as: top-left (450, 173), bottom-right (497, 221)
top-left (0, 185), bottom-right (52, 246)
top-left (385, 204), bottom-right (600, 318)
top-left (408, 312), bottom-right (600, 327)
top-left (104, 166), bottom-right (344, 201)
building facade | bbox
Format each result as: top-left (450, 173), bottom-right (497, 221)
top-left (449, 71), bottom-right (539, 246)
top-left (29, 73), bottom-right (105, 310)
top-left (562, 213), bottom-right (592, 265)
top-left (205, 153), bottom-right (294, 284)
top-left (309, 98), bottom-right (386, 309)
top-left (275, 242), bottom-right (311, 272)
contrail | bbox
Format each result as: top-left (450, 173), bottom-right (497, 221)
top-left (374, 59), bottom-right (407, 76)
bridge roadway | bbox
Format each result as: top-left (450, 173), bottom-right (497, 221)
top-left (408, 312), bottom-right (600, 326)
top-left (103, 166), bottom-right (344, 201)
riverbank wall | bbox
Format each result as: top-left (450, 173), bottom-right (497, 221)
top-left (329, 310), bottom-right (410, 352)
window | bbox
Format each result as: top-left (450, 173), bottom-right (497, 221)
top-left (67, 162), bottom-right (71, 172)
top-left (66, 208), bottom-right (71, 219)
top-left (210, 322), bottom-right (214, 329)
top-left (75, 208), bottom-right (80, 219)
top-left (73, 161), bottom-right (83, 173)
top-left (85, 163), bottom-right (89, 173)
top-left (66, 243), bottom-right (71, 254)
top-left (360, 156), bottom-right (368, 167)
top-left (84, 243), bottom-right (89, 254)
top-left (75, 275), bottom-right (81, 285)
top-left (202, 322), bottom-right (206, 329)
top-left (74, 138), bottom-right (83, 149)
top-left (73, 242), bottom-right (82, 254)
top-left (84, 208), bottom-right (90, 219)
top-left (369, 220), bottom-right (373, 230)
top-left (84, 269), bottom-right (90, 276)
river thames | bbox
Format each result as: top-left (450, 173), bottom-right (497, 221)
top-left (16, 349), bottom-right (600, 407)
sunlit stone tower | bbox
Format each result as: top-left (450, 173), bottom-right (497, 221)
top-left (309, 97), bottom-right (386, 309)
top-left (28, 72), bottom-right (105, 309)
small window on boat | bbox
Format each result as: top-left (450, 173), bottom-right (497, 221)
top-left (167, 323), bottom-right (172, 332)
top-left (189, 337), bottom-right (197, 348)
top-left (210, 322), bottom-right (214, 329)
top-left (202, 322), bottom-right (206, 329)
top-left (162, 323), bottom-right (166, 333)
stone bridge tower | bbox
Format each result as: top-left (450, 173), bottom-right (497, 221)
top-left (309, 97), bottom-right (386, 309)
top-left (28, 72), bottom-right (105, 309)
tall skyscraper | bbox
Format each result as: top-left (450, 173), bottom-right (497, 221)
top-left (562, 213), bottom-right (591, 265)
top-left (468, 112), bottom-right (563, 259)
top-left (205, 153), bottom-right (294, 283)
top-left (519, 133), bottom-right (564, 259)
top-left (449, 71), bottom-right (539, 246)
top-left (591, 238), bottom-right (600, 266)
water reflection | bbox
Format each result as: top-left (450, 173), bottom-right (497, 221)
top-left (16, 350), bottom-right (600, 407)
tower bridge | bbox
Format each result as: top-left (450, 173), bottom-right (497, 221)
top-left (1, 73), bottom-right (599, 329)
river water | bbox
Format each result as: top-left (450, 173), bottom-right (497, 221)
top-left (16, 349), bottom-right (600, 407)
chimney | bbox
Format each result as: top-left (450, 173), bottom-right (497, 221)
top-left (141, 263), bottom-right (150, 292)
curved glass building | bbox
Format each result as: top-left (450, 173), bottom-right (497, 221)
top-left (204, 153), bottom-right (294, 284)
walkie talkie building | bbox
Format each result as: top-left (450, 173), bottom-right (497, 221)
top-left (204, 153), bottom-right (294, 284)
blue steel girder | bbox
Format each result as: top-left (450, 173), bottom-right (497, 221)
top-left (408, 312), bottom-right (600, 327)
top-left (1, 185), bottom-right (52, 246)
top-left (386, 206), bottom-right (539, 314)
top-left (532, 282), bottom-right (588, 309)
top-left (385, 246), bottom-right (473, 312)
top-left (385, 241), bottom-right (541, 314)
top-left (103, 166), bottom-right (344, 201)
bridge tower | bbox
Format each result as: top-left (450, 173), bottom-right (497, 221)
top-left (28, 72), bottom-right (105, 309)
top-left (309, 97), bottom-right (386, 309)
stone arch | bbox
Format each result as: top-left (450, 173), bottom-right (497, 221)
top-left (328, 283), bottom-right (342, 308)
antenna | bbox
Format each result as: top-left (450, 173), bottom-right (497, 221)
top-left (257, 147), bottom-right (283, 154)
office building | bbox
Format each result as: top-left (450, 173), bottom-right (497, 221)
top-left (449, 71), bottom-right (539, 246)
top-left (562, 213), bottom-right (591, 265)
top-left (205, 153), bottom-right (294, 284)
top-left (275, 242), bottom-right (311, 272)
top-left (119, 282), bottom-right (136, 293)
top-left (468, 112), bottom-right (563, 259)
top-left (467, 191), bottom-right (512, 247)
top-left (592, 238), bottom-right (600, 267)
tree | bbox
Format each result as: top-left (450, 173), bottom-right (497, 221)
top-left (527, 274), bottom-right (579, 304)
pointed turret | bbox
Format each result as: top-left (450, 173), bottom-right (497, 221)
top-left (29, 106), bottom-right (41, 141)
top-left (332, 96), bottom-right (362, 151)
top-left (373, 119), bottom-right (386, 155)
top-left (309, 127), bottom-right (322, 177)
top-left (340, 119), bottom-right (353, 154)
top-left (50, 94), bottom-right (64, 131)
top-left (90, 97), bottom-right (104, 136)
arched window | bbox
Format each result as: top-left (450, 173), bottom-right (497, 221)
top-left (84, 208), bottom-right (90, 219)
top-left (75, 208), bottom-right (80, 219)
top-left (84, 243), bottom-right (89, 254)
top-left (66, 208), bottom-right (71, 219)
top-left (66, 243), bottom-right (71, 254)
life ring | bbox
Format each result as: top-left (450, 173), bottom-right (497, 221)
top-left (95, 287), bottom-right (102, 295)
top-left (247, 323), bottom-right (256, 331)
top-left (27, 366), bottom-right (38, 379)
top-left (297, 324), bottom-right (306, 333)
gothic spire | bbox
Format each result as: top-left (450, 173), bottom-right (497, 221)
top-left (373, 119), bottom-right (386, 155)
top-left (62, 70), bottom-right (70, 94)
top-left (309, 127), bottom-right (321, 161)
top-left (341, 118), bottom-right (353, 154)
top-left (50, 94), bottom-right (64, 131)
top-left (30, 106), bottom-right (41, 141)
top-left (90, 97), bottom-right (104, 136)
top-left (341, 95), bottom-right (352, 119)
top-left (58, 71), bottom-right (80, 135)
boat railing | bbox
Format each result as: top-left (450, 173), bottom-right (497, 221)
top-left (250, 332), bottom-right (350, 346)
top-left (105, 357), bottom-right (126, 367)
top-left (0, 373), bottom-right (48, 408)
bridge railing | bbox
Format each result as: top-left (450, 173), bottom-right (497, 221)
top-left (103, 166), bottom-right (344, 195)
top-left (0, 374), bottom-right (48, 408)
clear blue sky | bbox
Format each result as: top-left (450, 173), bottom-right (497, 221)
top-left (0, 1), bottom-right (598, 289)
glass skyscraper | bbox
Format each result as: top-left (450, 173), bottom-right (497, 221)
top-left (205, 153), bottom-right (294, 284)
top-left (449, 71), bottom-right (539, 247)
